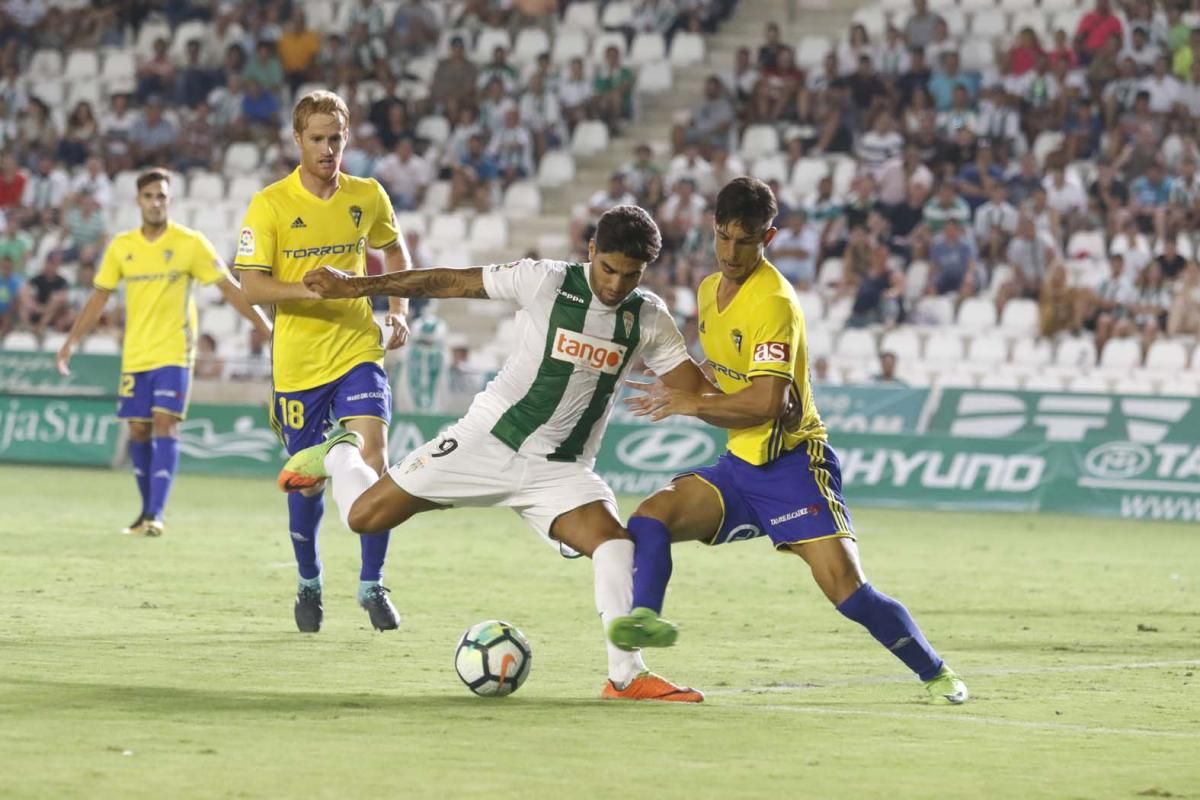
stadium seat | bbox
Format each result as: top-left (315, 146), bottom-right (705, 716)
top-left (188, 172), bottom-right (225, 202)
top-left (64, 50), bottom-right (100, 82)
top-left (636, 60), bottom-right (673, 93)
top-left (1066, 230), bottom-right (1106, 259)
top-left (956, 297), bottom-right (998, 331)
top-left (924, 332), bottom-right (966, 365)
top-left (1144, 340), bottom-right (1189, 372)
top-left (590, 31), bottom-right (628, 63)
top-left (971, 10), bottom-right (1007, 39)
top-left (600, 0), bottom-right (634, 28)
top-left (223, 143), bottom-right (260, 176)
top-left (629, 32), bottom-right (667, 66)
top-left (562, 1), bottom-right (598, 29)
top-left (851, 7), bottom-right (886, 36)
top-left (34, 78), bottom-right (66, 109)
top-left (502, 181), bottom-right (541, 218)
top-left (28, 49), bottom-right (63, 82)
top-left (303, 0), bottom-right (338, 29)
top-left (790, 158), bottom-right (828, 196)
top-left (474, 27), bottom-right (513, 62)
top-left (468, 213), bottom-right (508, 249)
top-left (960, 37), bottom-right (997, 71)
top-left (880, 328), bottom-right (921, 362)
top-left (395, 211), bottom-right (427, 237)
top-left (999, 298), bottom-right (1039, 336)
top-left (669, 32), bottom-right (705, 67)
top-left (1099, 337), bottom-right (1143, 370)
top-left (421, 180), bottom-right (452, 213)
top-left (913, 295), bottom-right (954, 325)
top-left (739, 125), bottom-right (781, 161)
top-left (835, 328), bottom-right (877, 361)
top-left (3, 331), bottom-right (38, 351)
top-left (512, 28), bottom-right (551, 65)
top-left (1023, 373), bottom-right (1065, 391)
top-left (796, 36), bottom-right (831, 69)
top-left (751, 155), bottom-right (788, 184)
top-left (66, 80), bottom-right (103, 109)
top-left (817, 257), bottom-right (843, 291)
top-left (807, 325), bottom-right (833, 357)
top-left (202, 305), bottom-right (242, 338)
top-left (170, 19), bottom-right (210, 60)
top-left (827, 296), bottom-right (853, 329)
top-left (428, 213), bottom-right (469, 248)
top-left (1049, 9), bottom-right (1085, 35)
top-left (82, 336), bottom-right (120, 355)
top-left (570, 120), bottom-right (609, 156)
top-left (935, 370), bottom-right (977, 388)
top-left (795, 290), bottom-right (824, 322)
top-left (1011, 9), bottom-right (1048, 34)
top-left (966, 335), bottom-right (1008, 365)
top-left (978, 371), bottom-right (1021, 390)
top-left (536, 233), bottom-right (570, 255)
top-left (1011, 336), bottom-right (1052, 367)
top-left (1158, 375), bottom-right (1200, 396)
top-left (134, 19), bottom-right (172, 59)
top-left (1055, 336), bottom-right (1097, 368)
top-left (1067, 374), bottom-right (1111, 394)
top-left (226, 175), bottom-right (262, 207)
top-left (1032, 131), bottom-right (1064, 167)
top-left (552, 29), bottom-right (588, 64)
top-left (1111, 375), bottom-right (1150, 395)
top-left (415, 115), bottom-right (450, 147)
top-left (537, 150), bottom-right (575, 188)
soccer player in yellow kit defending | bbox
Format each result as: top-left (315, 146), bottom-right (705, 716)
top-left (57, 168), bottom-right (271, 537)
top-left (235, 91), bottom-right (411, 633)
top-left (610, 178), bottom-right (968, 704)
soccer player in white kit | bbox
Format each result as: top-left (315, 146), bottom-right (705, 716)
top-left (280, 206), bottom-right (708, 701)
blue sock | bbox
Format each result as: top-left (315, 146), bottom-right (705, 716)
top-left (628, 516), bottom-right (673, 614)
top-left (146, 436), bottom-right (178, 520)
top-left (359, 531), bottom-right (389, 582)
top-left (288, 492), bottom-right (324, 581)
top-left (129, 439), bottom-right (152, 515)
top-left (837, 583), bottom-right (944, 682)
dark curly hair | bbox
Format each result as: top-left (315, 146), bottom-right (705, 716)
top-left (594, 204), bottom-right (662, 263)
top-left (715, 177), bottom-right (778, 235)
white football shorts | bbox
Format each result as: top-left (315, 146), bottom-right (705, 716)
top-left (386, 419), bottom-right (617, 557)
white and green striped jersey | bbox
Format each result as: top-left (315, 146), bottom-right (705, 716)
top-left (468, 258), bottom-right (690, 464)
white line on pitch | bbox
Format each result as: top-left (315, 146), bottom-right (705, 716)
top-left (706, 659), bottom-right (1200, 695)
top-left (706, 703), bottom-right (1200, 739)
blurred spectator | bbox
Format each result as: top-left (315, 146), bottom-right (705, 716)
top-left (60, 190), bottom-right (106, 260)
top-left (621, 143), bottom-right (661, 203)
top-left (479, 46), bottom-right (520, 97)
top-left (176, 39), bottom-right (218, 108)
top-left (376, 102), bottom-right (415, 151)
top-left (19, 250), bottom-right (69, 337)
top-left (375, 137), bottom-right (432, 211)
top-left (137, 37), bottom-right (176, 101)
top-left (571, 171), bottom-right (636, 245)
top-left (489, 107), bottom-right (535, 188)
top-left (922, 181), bottom-right (970, 233)
top-left (1130, 260), bottom-right (1171, 348)
top-left (0, 151), bottom-right (26, 212)
top-left (812, 354), bottom-right (834, 384)
top-left (974, 181), bottom-right (1020, 263)
top-left (20, 152), bottom-right (69, 227)
top-left (769, 210), bottom-right (819, 289)
top-left (431, 36), bottom-right (479, 114)
top-left (848, 245), bottom-right (904, 327)
top-left (1087, 253), bottom-right (1137, 352)
top-left (1038, 263), bottom-right (1085, 338)
top-left (1167, 261), bottom-right (1200, 335)
top-left (872, 351), bottom-right (905, 385)
top-left (342, 123), bottom-right (383, 178)
top-left (857, 112), bottom-right (903, 174)
top-left (393, 0), bottom-right (439, 57)
top-left (1075, 0), bottom-right (1123, 60)
top-left (957, 141), bottom-right (1003, 211)
top-left (195, 333), bottom-right (226, 380)
top-left (58, 101), bottom-right (98, 168)
top-left (1001, 216), bottom-right (1055, 304)
top-left (593, 45), bottom-right (635, 132)
top-left (1141, 55), bottom-right (1181, 114)
top-left (658, 177), bottom-right (706, 253)
top-left (1006, 152), bottom-right (1043, 206)
top-left (175, 101), bottom-right (219, 172)
top-left (1172, 26), bottom-right (1200, 79)
top-left (904, 0), bottom-right (942, 50)
top-left (725, 46), bottom-right (760, 103)
top-left (1009, 28), bottom-right (1045, 76)
top-left (0, 253), bottom-right (21, 338)
top-left (666, 144), bottom-right (714, 194)
top-left (518, 72), bottom-right (564, 159)
top-left (242, 79), bottom-right (282, 137)
top-left (129, 97), bottom-right (178, 166)
top-left (450, 132), bottom-right (499, 211)
top-left (839, 23), bottom-right (873, 73)
top-left (1129, 160), bottom-right (1174, 241)
top-left (1157, 236), bottom-right (1187, 282)
top-left (878, 26), bottom-right (911, 78)
top-left (757, 21), bottom-right (784, 70)
top-left (928, 219), bottom-right (983, 295)
top-left (928, 52), bottom-right (977, 112)
top-left (479, 77), bottom-right (511, 133)
top-left (0, 214), bottom-right (33, 272)
top-left (558, 56), bottom-right (594, 129)
top-left (278, 12), bottom-right (321, 91)
top-left (683, 76), bottom-right (735, 153)
top-left (244, 40), bottom-right (285, 94)
top-left (897, 48), bottom-right (932, 107)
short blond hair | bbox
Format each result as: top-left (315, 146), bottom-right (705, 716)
top-left (293, 90), bottom-right (350, 134)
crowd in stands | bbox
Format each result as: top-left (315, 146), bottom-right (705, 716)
top-left (584, 0), bottom-right (1200, 389)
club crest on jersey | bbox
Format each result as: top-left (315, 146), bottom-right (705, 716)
top-left (698, 320), bottom-right (705, 333)
top-left (622, 311), bottom-right (634, 338)
top-left (349, 205), bottom-right (363, 228)
top-left (731, 328), bottom-right (743, 352)
top-left (163, 249), bottom-right (173, 262)
top-left (552, 328), bottom-right (627, 374)
top-left (753, 341), bottom-right (791, 363)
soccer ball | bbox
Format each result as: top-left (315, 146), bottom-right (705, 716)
top-left (454, 620), bottom-right (532, 697)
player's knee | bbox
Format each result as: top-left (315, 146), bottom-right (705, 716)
top-left (347, 501), bottom-right (376, 534)
top-left (360, 446), bottom-right (387, 476)
top-left (128, 422), bottom-right (152, 442)
top-left (152, 417), bottom-right (178, 438)
top-left (632, 493), bottom-right (678, 530)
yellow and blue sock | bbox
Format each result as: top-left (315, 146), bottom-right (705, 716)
top-left (288, 491), bottom-right (324, 581)
top-left (836, 583), bottom-right (944, 682)
top-left (628, 516), bottom-right (673, 614)
top-left (146, 436), bottom-right (178, 521)
top-left (129, 439), bottom-right (152, 516)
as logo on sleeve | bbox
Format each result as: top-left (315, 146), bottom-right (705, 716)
top-left (753, 342), bottom-right (790, 363)
top-left (237, 228), bottom-right (255, 257)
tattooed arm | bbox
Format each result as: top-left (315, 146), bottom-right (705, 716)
top-left (302, 265), bottom-right (489, 300)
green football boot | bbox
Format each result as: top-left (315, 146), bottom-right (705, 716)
top-left (607, 607), bottom-right (679, 651)
top-left (924, 665), bottom-right (969, 704)
top-left (277, 430), bottom-right (362, 493)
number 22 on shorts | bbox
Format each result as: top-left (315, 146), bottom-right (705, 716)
top-left (278, 397), bottom-right (305, 429)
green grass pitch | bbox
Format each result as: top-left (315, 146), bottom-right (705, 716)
top-left (0, 464), bottom-right (1197, 799)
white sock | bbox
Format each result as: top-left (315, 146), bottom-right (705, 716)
top-left (324, 443), bottom-right (378, 530)
top-left (592, 539), bottom-right (647, 685)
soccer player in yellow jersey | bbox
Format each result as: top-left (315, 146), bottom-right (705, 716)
top-left (56, 168), bottom-right (270, 538)
top-left (234, 91), bottom-right (411, 633)
top-left (610, 178), bottom-right (969, 704)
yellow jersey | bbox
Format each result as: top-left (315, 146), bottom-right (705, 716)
top-left (233, 168), bottom-right (399, 392)
top-left (94, 221), bottom-right (228, 373)
top-left (696, 258), bottom-right (826, 465)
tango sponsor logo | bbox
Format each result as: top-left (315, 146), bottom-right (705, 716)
top-left (552, 328), bottom-right (627, 374)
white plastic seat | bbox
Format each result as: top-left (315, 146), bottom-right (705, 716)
top-left (1055, 336), bottom-right (1097, 368)
top-left (835, 328), bottom-right (877, 361)
top-left (1067, 374), bottom-right (1111, 393)
top-left (1023, 372), bottom-right (1065, 391)
top-left (600, 0), bottom-right (634, 27)
top-left (28, 49), bottom-right (63, 81)
top-left (188, 171), bottom-right (225, 202)
top-left (879, 328), bottom-right (922, 362)
top-left (468, 213), bottom-right (508, 249)
top-left (502, 181), bottom-right (541, 218)
top-left (669, 32), bottom-right (705, 67)
top-left (1067, 230), bottom-right (1106, 259)
top-left (795, 290), bottom-right (825, 322)
top-left (956, 297), bottom-right (998, 331)
top-left (570, 120), bottom-right (609, 156)
top-left (2, 331), bottom-right (38, 351)
top-left (1000, 298), bottom-right (1039, 336)
top-left (552, 29), bottom-right (588, 64)
top-left (751, 155), bottom-right (789, 184)
top-left (416, 115), bottom-right (450, 146)
top-left (978, 371), bottom-right (1021, 389)
top-left (966, 335), bottom-right (1008, 365)
top-left (537, 150), bottom-right (576, 188)
top-left (971, 10), bottom-right (1007, 39)
top-left (790, 158), bottom-right (828, 196)
top-left (914, 295), bottom-right (955, 325)
top-left (807, 325), bottom-right (833, 357)
top-left (1144, 339), bottom-right (1189, 372)
top-left (1011, 336), bottom-right (1052, 367)
top-left (817, 257), bottom-right (843, 290)
top-left (427, 213), bottom-right (469, 248)
top-left (629, 32), bottom-right (666, 66)
top-left (421, 180), bottom-right (451, 213)
top-left (1099, 337), bottom-right (1143, 370)
top-left (590, 31), bottom-right (628, 64)
top-left (924, 332), bottom-right (966, 365)
top-left (64, 50), bottom-right (101, 81)
top-left (473, 27), bottom-right (513, 62)
top-left (636, 60), bottom-right (673, 93)
top-left (797, 36), bottom-right (831, 69)
top-left (562, 1), bottom-right (598, 30)
top-left (223, 142), bottom-right (260, 176)
top-left (226, 175), bottom-right (262, 207)
top-left (395, 211), bottom-right (427, 238)
top-left (512, 28), bottom-right (551, 65)
top-left (739, 125), bottom-right (781, 161)
top-left (850, 7), bottom-right (886, 36)
top-left (1158, 375), bottom-right (1200, 396)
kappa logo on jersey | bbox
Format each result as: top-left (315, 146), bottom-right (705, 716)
top-left (753, 342), bottom-right (791, 363)
top-left (552, 328), bottom-right (627, 374)
top-left (237, 227), bottom-right (255, 256)
top-left (291, 217), bottom-right (306, 229)
top-left (556, 288), bottom-right (587, 304)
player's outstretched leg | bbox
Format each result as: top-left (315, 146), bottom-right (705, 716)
top-left (794, 537), bottom-right (968, 704)
top-left (289, 491), bottom-right (325, 633)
